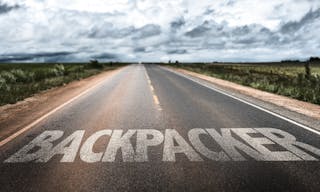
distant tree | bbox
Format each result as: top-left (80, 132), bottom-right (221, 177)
top-left (168, 60), bottom-right (171, 64)
top-left (90, 59), bottom-right (99, 64)
top-left (89, 59), bottom-right (103, 68)
top-left (281, 59), bottom-right (301, 63)
top-left (305, 61), bottom-right (311, 79)
top-left (309, 57), bottom-right (320, 63)
top-left (175, 60), bottom-right (179, 64)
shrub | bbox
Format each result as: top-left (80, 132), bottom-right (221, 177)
top-left (0, 71), bottom-right (16, 83)
top-left (47, 68), bottom-right (60, 77)
top-left (65, 65), bottom-right (84, 74)
top-left (54, 64), bottom-right (65, 76)
top-left (34, 69), bottom-right (48, 80)
top-left (10, 69), bottom-right (35, 83)
top-left (0, 77), bottom-right (6, 89)
top-left (34, 64), bottom-right (65, 80)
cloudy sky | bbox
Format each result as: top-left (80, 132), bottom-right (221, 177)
top-left (0, 0), bottom-right (319, 62)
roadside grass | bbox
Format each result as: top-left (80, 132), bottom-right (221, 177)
top-left (0, 63), bottom-right (126, 106)
top-left (167, 62), bottom-right (320, 105)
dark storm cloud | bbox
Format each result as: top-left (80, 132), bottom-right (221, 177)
top-left (93, 53), bottom-right (118, 60)
top-left (0, 52), bottom-right (74, 62)
top-left (133, 47), bottom-right (146, 53)
top-left (0, 2), bottom-right (20, 15)
top-left (281, 8), bottom-right (320, 33)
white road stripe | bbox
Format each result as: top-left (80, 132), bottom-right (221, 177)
top-left (144, 67), bottom-right (162, 111)
top-left (162, 66), bottom-right (320, 136)
top-left (0, 68), bottom-right (125, 148)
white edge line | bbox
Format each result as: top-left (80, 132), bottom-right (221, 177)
top-left (161, 66), bottom-right (320, 136)
top-left (0, 68), bottom-right (123, 147)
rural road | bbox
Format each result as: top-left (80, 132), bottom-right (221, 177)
top-left (1, 64), bottom-right (320, 192)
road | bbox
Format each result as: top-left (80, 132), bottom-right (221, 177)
top-left (1, 64), bottom-right (320, 192)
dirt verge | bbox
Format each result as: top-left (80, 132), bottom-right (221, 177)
top-left (0, 67), bottom-right (124, 141)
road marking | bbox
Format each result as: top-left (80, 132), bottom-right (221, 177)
top-left (162, 66), bottom-right (320, 136)
top-left (4, 128), bottom-right (320, 163)
top-left (145, 67), bottom-right (162, 111)
top-left (150, 85), bottom-right (155, 92)
top-left (153, 95), bottom-right (160, 105)
top-left (0, 68), bottom-right (125, 148)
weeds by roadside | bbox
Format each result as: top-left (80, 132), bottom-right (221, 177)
top-left (0, 63), bottom-right (126, 106)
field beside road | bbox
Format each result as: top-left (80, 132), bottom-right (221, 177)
top-left (166, 62), bottom-right (320, 105)
top-left (0, 62), bottom-right (126, 106)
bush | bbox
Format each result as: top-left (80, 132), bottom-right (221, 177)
top-left (0, 77), bottom-right (6, 89)
top-left (10, 69), bottom-right (35, 83)
top-left (54, 64), bottom-right (65, 76)
top-left (46, 64), bottom-right (65, 77)
top-left (0, 71), bottom-right (16, 83)
top-left (34, 69), bottom-right (48, 80)
top-left (34, 64), bottom-right (65, 80)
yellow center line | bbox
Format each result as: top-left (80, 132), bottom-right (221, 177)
top-left (153, 95), bottom-right (160, 105)
top-left (150, 85), bottom-right (155, 92)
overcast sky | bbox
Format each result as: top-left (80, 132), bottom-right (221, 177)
top-left (0, 0), bottom-right (319, 62)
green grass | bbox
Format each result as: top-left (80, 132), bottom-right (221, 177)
top-left (0, 62), bottom-right (126, 106)
top-left (167, 62), bottom-right (320, 105)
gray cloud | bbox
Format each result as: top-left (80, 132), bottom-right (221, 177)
top-left (93, 53), bottom-right (118, 60)
top-left (0, 2), bottom-right (20, 15)
top-left (132, 24), bottom-right (161, 39)
top-left (88, 25), bottom-right (135, 39)
top-left (281, 8), bottom-right (320, 33)
top-left (133, 47), bottom-right (146, 53)
top-left (204, 8), bottom-right (215, 15)
top-left (87, 24), bottom-right (161, 40)
top-left (0, 52), bottom-right (74, 62)
top-left (0, 0), bottom-right (319, 62)
top-left (232, 25), bottom-right (251, 36)
top-left (226, 0), bottom-right (236, 6)
top-left (170, 18), bottom-right (185, 30)
top-left (185, 25), bottom-right (211, 38)
top-left (167, 49), bottom-right (188, 54)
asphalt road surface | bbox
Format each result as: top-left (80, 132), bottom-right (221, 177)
top-left (1, 64), bottom-right (320, 192)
